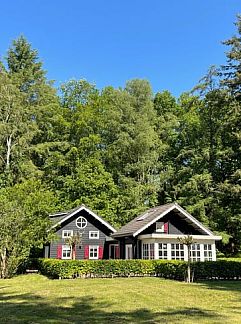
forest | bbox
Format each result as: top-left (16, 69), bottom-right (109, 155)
top-left (0, 15), bottom-right (241, 276)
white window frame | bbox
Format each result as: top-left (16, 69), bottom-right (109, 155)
top-left (158, 243), bottom-right (168, 259)
top-left (62, 230), bottom-right (73, 239)
top-left (76, 216), bottom-right (87, 229)
top-left (142, 243), bottom-right (154, 260)
top-left (171, 243), bottom-right (185, 260)
top-left (190, 243), bottom-right (201, 262)
top-left (62, 245), bottom-right (71, 259)
top-left (89, 245), bottom-right (99, 259)
top-left (89, 231), bottom-right (99, 239)
top-left (156, 222), bottom-right (165, 233)
top-left (203, 243), bottom-right (213, 261)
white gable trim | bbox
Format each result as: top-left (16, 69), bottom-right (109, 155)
top-left (133, 203), bottom-right (213, 237)
top-left (51, 205), bottom-right (116, 233)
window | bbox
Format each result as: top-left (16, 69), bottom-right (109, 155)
top-left (89, 231), bottom-right (99, 239)
top-left (109, 244), bottom-right (119, 259)
top-left (76, 216), bottom-right (87, 229)
top-left (150, 243), bottom-right (154, 259)
top-left (143, 243), bottom-right (149, 259)
top-left (156, 222), bottom-right (164, 232)
top-left (62, 245), bottom-right (71, 259)
top-left (158, 243), bottom-right (168, 259)
top-left (171, 243), bottom-right (184, 260)
top-left (62, 230), bottom-right (73, 239)
top-left (89, 245), bottom-right (99, 259)
top-left (142, 243), bottom-right (155, 260)
top-left (204, 244), bottom-right (212, 261)
top-left (190, 244), bottom-right (201, 262)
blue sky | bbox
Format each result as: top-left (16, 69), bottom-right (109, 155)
top-left (1, 1), bottom-right (240, 97)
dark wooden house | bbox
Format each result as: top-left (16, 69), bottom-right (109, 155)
top-left (44, 205), bottom-right (117, 260)
top-left (112, 203), bottom-right (222, 261)
top-left (45, 203), bottom-right (221, 262)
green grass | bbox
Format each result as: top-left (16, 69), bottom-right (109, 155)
top-left (1, 275), bottom-right (241, 323)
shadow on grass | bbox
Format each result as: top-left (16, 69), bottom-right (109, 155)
top-left (0, 290), bottom-right (222, 324)
top-left (199, 280), bottom-right (241, 294)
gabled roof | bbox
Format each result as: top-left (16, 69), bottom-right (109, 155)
top-left (50, 204), bottom-right (116, 233)
top-left (112, 203), bottom-right (214, 238)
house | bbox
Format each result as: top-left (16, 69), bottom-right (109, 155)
top-left (44, 205), bottom-right (118, 260)
top-left (111, 203), bottom-right (222, 261)
top-left (45, 202), bottom-right (221, 262)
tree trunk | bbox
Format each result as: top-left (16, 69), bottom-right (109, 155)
top-left (6, 135), bottom-right (12, 170)
top-left (187, 245), bottom-right (191, 283)
top-left (0, 248), bottom-right (8, 279)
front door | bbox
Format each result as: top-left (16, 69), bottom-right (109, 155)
top-left (125, 244), bottom-right (133, 259)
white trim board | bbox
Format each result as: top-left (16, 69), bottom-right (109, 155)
top-left (133, 203), bottom-right (214, 237)
top-left (139, 234), bottom-right (222, 241)
top-left (51, 205), bottom-right (116, 233)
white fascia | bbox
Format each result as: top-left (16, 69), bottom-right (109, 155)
top-left (51, 205), bottom-right (116, 233)
top-left (133, 203), bottom-right (214, 237)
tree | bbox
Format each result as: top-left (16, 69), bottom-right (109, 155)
top-left (0, 70), bottom-right (37, 185)
top-left (65, 232), bottom-right (82, 260)
top-left (178, 235), bottom-right (194, 283)
top-left (0, 180), bottom-right (58, 278)
top-left (222, 15), bottom-right (241, 99)
top-left (7, 35), bottom-right (45, 96)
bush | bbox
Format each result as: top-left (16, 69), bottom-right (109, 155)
top-left (37, 259), bottom-right (157, 279)
top-left (36, 258), bottom-right (241, 280)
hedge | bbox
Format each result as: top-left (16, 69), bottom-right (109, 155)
top-left (35, 258), bottom-right (241, 280)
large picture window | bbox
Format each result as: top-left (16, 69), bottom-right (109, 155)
top-left (171, 243), bottom-right (184, 260)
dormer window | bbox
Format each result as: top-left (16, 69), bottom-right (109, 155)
top-left (156, 222), bottom-right (164, 232)
top-left (156, 221), bottom-right (168, 233)
top-left (76, 216), bottom-right (87, 229)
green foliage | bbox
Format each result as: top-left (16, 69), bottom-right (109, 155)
top-left (1, 18), bottom-right (241, 264)
top-left (0, 180), bottom-right (58, 278)
top-left (36, 258), bottom-right (241, 281)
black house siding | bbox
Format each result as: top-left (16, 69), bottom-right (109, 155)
top-left (50, 209), bottom-right (113, 260)
top-left (141, 211), bottom-right (203, 235)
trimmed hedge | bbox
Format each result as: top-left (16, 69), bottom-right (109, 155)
top-left (36, 258), bottom-right (241, 280)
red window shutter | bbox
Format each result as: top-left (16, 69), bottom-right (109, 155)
top-left (164, 222), bottom-right (169, 234)
top-left (57, 245), bottom-right (62, 259)
top-left (84, 245), bottom-right (89, 259)
top-left (115, 246), bottom-right (120, 259)
top-left (99, 246), bottom-right (104, 259)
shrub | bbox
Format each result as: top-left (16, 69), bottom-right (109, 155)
top-left (37, 259), bottom-right (185, 279)
top-left (36, 258), bottom-right (241, 280)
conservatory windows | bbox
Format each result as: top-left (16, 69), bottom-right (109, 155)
top-left (158, 243), bottom-right (168, 259)
top-left (171, 243), bottom-right (185, 260)
top-left (203, 244), bottom-right (213, 261)
top-left (190, 244), bottom-right (201, 262)
top-left (142, 243), bottom-right (155, 259)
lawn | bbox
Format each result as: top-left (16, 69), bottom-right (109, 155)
top-left (0, 275), bottom-right (241, 323)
